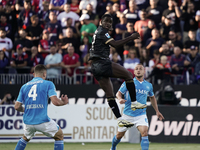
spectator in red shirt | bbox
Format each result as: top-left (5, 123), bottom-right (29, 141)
top-left (38, 29), bottom-right (50, 59)
top-left (61, 45), bottom-right (80, 77)
top-left (70, 0), bottom-right (80, 14)
top-left (10, 44), bottom-right (29, 73)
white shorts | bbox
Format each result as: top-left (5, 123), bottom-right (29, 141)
top-left (118, 114), bottom-right (149, 132)
top-left (24, 119), bottom-right (59, 140)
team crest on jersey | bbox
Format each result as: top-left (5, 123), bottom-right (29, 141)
top-left (105, 33), bottom-right (110, 38)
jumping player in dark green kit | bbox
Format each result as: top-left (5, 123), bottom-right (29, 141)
top-left (89, 14), bottom-right (147, 127)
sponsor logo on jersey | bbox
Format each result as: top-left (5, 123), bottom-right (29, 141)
top-left (105, 33), bottom-right (110, 38)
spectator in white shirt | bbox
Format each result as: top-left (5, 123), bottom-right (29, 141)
top-left (79, 0), bottom-right (97, 13)
top-left (57, 3), bottom-right (80, 27)
top-left (0, 28), bottom-right (13, 57)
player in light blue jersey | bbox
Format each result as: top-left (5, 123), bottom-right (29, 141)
top-left (14, 64), bottom-right (68, 150)
top-left (110, 63), bottom-right (164, 150)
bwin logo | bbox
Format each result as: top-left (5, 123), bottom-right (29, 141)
top-left (149, 114), bottom-right (200, 136)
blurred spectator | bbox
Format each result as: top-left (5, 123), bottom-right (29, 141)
top-left (80, 36), bottom-right (90, 61)
top-left (146, 28), bottom-right (164, 58)
top-left (146, 0), bottom-right (163, 28)
top-left (115, 13), bottom-right (127, 40)
top-left (57, 3), bottom-right (80, 27)
top-left (70, 0), bottom-right (80, 14)
top-left (62, 17), bottom-right (79, 38)
top-left (143, 20), bottom-right (155, 45)
top-left (184, 45), bottom-right (200, 83)
top-left (157, 0), bottom-right (168, 10)
top-left (26, 15), bottom-right (43, 46)
top-left (135, 0), bottom-right (149, 10)
top-left (159, 43), bottom-right (173, 61)
top-left (162, 0), bottom-right (181, 31)
top-left (38, 1), bottom-right (50, 24)
top-left (181, 1), bottom-right (198, 43)
top-left (10, 44), bottom-right (29, 73)
top-left (147, 55), bottom-right (171, 84)
top-left (134, 38), bottom-right (142, 58)
top-left (60, 45), bottom-right (80, 77)
top-left (32, 0), bottom-right (51, 13)
top-left (14, 28), bottom-right (33, 56)
top-left (134, 9), bottom-right (149, 41)
top-left (196, 9), bottom-right (200, 42)
top-left (44, 45), bottom-right (62, 79)
top-left (96, 0), bottom-right (108, 18)
top-left (123, 49), bottom-right (140, 75)
top-left (119, 0), bottom-right (126, 12)
top-left (49, 0), bottom-right (66, 15)
top-left (160, 16), bottom-right (176, 41)
top-left (15, 0), bottom-right (25, 12)
top-left (28, 46), bottom-right (44, 73)
top-left (0, 13), bottom-right (12, 39)
top-left (170, 46), bottom-right (186, 75)
top-left (122, 22), bottom-right (135, 50)
top-left (18, 0), bottom-right (36, 30)
top-left (183, 30), bottom-right (199, 53)
top-left (86, 3), bottom-right (99, 26)
top-left (148, 49), bottom-right (160, 68)
top-left (45, 11), bottom-right (62, 44)
top-left (166, 30), bottom-right (183, 50)
top-left (5, 3), bottom-right (17, 40)
top-left (80, 13), bottom-right (96, 44)
top-left (105, 2), bottom-right (119, 36)
top-left (0, 93), bottom-right (15, 105)
top-left (111, 51), bottom-right (123, 66)
top-left (112, 2), bottom-right (120, 15)
top-left (140, 49), bottom-right (149, 67)
top-left (0, 28), bottom-right (13, 57)
top-left (184, 45), bottom-right (200, 68)
top-left (123, 0), bottom-right (139, 24)
top-left (38, 29), bottom-right (50, 59)
top-left (109, 46), bottom-right (122, 63)
top-left (61, 27), bottom-right (80, 54)
top-left (0, 50), bottom-right (9, 73)
top-left (79, 0), bottom-right (97, 13)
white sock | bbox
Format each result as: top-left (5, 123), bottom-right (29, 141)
top-left (132, 101), bottom-right (137, 104)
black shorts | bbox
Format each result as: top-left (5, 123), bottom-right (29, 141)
top-left (91, 58), bottom-right (113, 81)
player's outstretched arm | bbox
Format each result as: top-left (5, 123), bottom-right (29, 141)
top-left (116, 91), bottom-right (127, 104)
top-left (15, 102), bottom-right (25, 112)
top-left (50, 94), bottom-right (69, 106)
top-left (108, 32), bottom-right (140, 49)
top-left (149, 96), bottom-right (164, 121)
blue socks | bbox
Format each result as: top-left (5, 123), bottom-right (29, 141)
top-left (111, 135), bottom-right (121, 150)
top-left (141, 136), bottom-right (149, 150)
top-left (54, 140), bottom-right (64, 150)
top-left (15, 138), bottom-right (28, 150)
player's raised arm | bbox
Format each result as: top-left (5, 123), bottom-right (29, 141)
top-left (149, 95), bottom-right (164, 120)
top-left (108, 32), bottom-right (140, 49)
top-left (116, 91), bottom-right (127, 104)
top-left (50, 94), bottom-right (69, 106)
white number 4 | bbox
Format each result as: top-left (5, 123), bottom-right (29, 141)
top-left (28, 85), bottom-right (37, 101)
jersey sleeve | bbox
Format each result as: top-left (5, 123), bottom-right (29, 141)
top-left (48, 82), bottom-right (57, 97)
top-left (16, 86), bottom-right (24, 103)
top-left (118, 82), bottom-right (127, 94)
top-left (148, 83), bottom-right (154, 97)
top-left (99, 29), bottom-right (114, 44)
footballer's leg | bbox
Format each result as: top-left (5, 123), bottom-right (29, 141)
top-left (53, 127), bottom-right (64, 150)
top-left (110, 131), bottom-right (126, 150)
top-left (137, 126), bottom-right (149, 150)
top-left (111, 62), bottom-right (147, 110)
top-left (98, 77), bottom-right (134, 127)
top-left (14, 135), bottom-right (29, 150)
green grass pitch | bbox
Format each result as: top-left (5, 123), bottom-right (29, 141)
top-left (1, 142), bottom-right (200, 150)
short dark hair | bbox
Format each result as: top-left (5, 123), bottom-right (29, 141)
top-left (101, 14), bottom-right (112, 21)
top-left (34, 64), bottom-right (47, 74)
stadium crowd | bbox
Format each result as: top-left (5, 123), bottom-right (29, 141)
top-left (0, 0), bottom-right (200, 85)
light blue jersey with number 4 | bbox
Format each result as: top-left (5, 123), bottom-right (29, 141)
top-left (119, 78), bottom-right (154, 117)
top-left (17, 77), bottom-right (57, 125)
